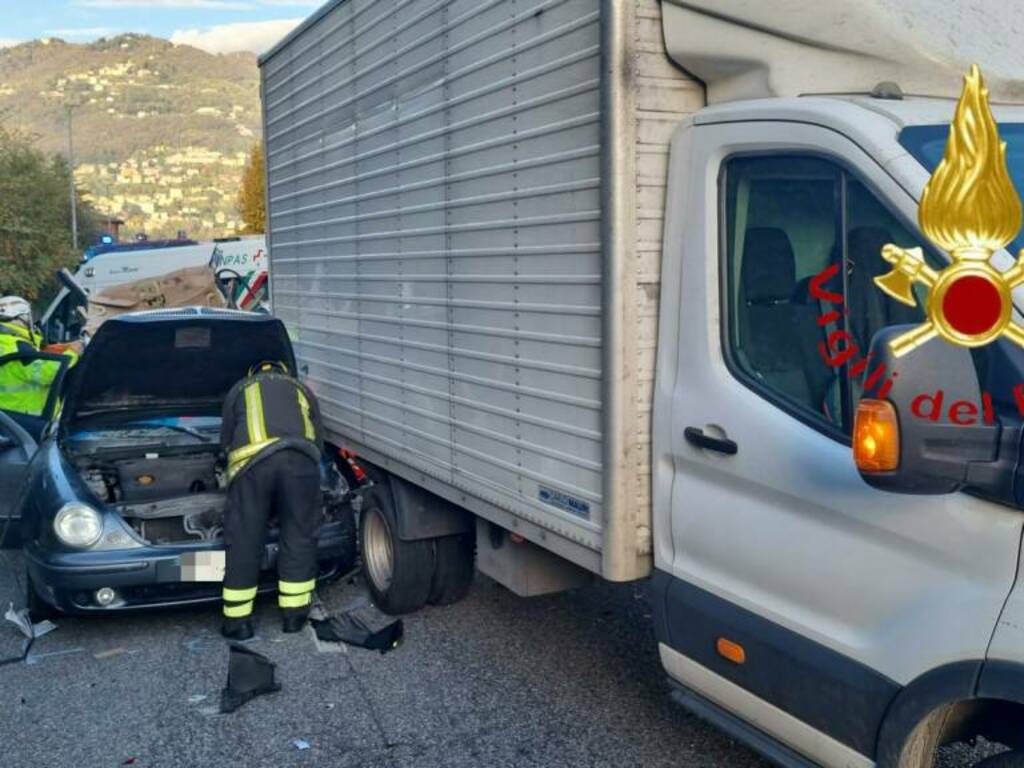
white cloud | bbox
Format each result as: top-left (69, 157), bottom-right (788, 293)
top-left (45, 27), bottom-right (118, 39)
top-left (170, 17), bottom-right (302, 54)
top-left (0, 38), bottom-right (21, 49)
top-left (74, 0), bottom-right (255, 9)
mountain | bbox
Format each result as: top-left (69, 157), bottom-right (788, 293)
top-left (0, 34), bottom-right (262, 240)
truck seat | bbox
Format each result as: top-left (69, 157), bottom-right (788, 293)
top-left (738, 227), bottom-right (819, 410)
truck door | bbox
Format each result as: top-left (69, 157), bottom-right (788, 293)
top-left (655, 121), bottom-right (1024, 765)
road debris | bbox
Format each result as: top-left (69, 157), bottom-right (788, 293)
top-left (293, 739), bottom-right (310, 751)
top-left (24, 647), bottom-right (86, 665)
top-left (220, 643), bottom-right (281, 714)
top-left (188, 694), bottom-right (208, 704)
top-left (3, 605), bottom-right (62, 666)
top-left (310, 611), bottom-right (403, 654)
top-left (93, 646), bottom-right (129, 660)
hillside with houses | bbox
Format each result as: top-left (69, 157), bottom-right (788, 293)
top-left (0, 34), bottom-right (262, 239)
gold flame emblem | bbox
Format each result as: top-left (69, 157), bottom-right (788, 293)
top-left (876, 65), bottom-right (1024, 356)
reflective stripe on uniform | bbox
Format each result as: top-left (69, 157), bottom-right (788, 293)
top-left (245, 381), bottom-right (268, 443)
top-left (223, 600), bottom-right (254, 618)
top-left (296, 389), bottom-right (315, 441)
top-left (223, 586), bottom-right (258, 602)
top-left (278, 578), bottom-right (315, 595)
top-left (278, 592), bottom-right (312, 608)
top-left (226, 436), bottom-right (280, 481)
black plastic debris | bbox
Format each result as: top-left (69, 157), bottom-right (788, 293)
top-left (220, 643), bottom-right (282, 713)
top-left (310, 613), bottom-right (403, 654)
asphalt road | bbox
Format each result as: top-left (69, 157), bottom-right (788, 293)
top-left (0, 554), bottom-right (1005, 768)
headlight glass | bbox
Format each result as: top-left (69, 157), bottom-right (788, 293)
top-left (54, 503), bottom-right (103, 548)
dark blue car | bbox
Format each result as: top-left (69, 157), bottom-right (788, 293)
top-left (0, 308), bottom-right (356, 618)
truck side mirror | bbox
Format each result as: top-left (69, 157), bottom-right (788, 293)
top-left (854, 325), bottom-right (1006, 494)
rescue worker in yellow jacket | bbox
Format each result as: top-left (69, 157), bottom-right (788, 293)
top-left (219, 360), bottom-right (325, 640)
top-left (0, 296), bottom-right (78, 417)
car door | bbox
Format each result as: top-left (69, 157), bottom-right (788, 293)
top-left (655, 121), bottom-right (1024, 765)
top-left (0, 409), bottom-right (37, 548)
top-left (0, 352), bottom-right (71, 440)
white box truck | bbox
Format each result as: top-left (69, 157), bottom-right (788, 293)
top-left (260, 2), bottom-right (1024, 765)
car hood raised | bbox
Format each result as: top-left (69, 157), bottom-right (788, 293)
top-left (61, 308), bottom-right (297, 425)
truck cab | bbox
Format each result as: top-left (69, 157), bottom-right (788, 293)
top-left (652, 91), bottom-right (1024, 768)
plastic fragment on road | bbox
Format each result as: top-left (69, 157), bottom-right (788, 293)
top-left (220, 643), bottom-right (282, 713)
top-left (293, 740), bottom-right (310, 750)
top-left (4, 603), bottom-right (33, 639)
top-left (188, 694), bottom-right (208, 704)
top-left (93, 646), bottom-right (129, 660)
top-left (309, 612), bottom-right (403, 654)
top-left (24, 647), bottom-right (86, 665)
top-left (31, 620), bottom-right (56, 639)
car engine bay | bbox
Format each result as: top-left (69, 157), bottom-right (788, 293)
top-left (78, 448), bottom-right (230, 544)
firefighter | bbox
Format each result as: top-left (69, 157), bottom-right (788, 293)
top-left (0, 296), bottom-right (78, 417)
top-left (220, 360), bottom-right (325, 640)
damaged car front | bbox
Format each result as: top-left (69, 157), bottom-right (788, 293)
top-left (8, 308), bottom-right (355, 617)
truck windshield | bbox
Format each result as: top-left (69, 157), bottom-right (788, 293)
top-left (899, 123), bottom-right (1024, 255)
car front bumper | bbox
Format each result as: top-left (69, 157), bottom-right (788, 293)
top-left (24, 520), bottom-right (351, 614)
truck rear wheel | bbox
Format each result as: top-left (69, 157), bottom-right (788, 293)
top-left (428, 532), bottom-right (475, 605)
top-left (360, 491), bottom-right (434, 614)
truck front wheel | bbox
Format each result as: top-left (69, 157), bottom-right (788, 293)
top-left (360, 493), bottom-right (434, 614)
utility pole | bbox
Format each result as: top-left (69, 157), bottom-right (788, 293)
top-left (66, 104), bottom-right (78, 252)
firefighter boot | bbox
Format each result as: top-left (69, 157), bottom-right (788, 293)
top-left (281, 608), bottom-right (309, 634)
top-left (222, 616), bottom-right (255, 641)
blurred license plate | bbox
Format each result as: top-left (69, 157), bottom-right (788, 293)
top-left (180, 551), bottom-right (225, 582)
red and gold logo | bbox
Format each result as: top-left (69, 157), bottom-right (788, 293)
top-left (876, 65), bottom-right (1024, 356)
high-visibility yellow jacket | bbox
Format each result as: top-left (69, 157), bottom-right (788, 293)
top-left (220, 371), bottom-right (324, 482)
top-left (0, 321), bottom-right (78, 417)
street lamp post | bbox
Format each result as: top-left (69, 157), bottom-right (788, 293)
top-left (66, 104), bottom-right (78, 252)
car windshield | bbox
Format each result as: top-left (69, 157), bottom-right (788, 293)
top-left (66, 416), bottom-right (222, 451)
top-left (899, 122), bottom-right (1024, 255)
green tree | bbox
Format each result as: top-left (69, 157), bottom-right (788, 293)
top-left (237, 143), bottom-right (266, 234)
top-left (0, 124), bottom-right (99, 305)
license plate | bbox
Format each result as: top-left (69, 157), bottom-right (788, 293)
top-left (180, 551), bottom-right (225, 582)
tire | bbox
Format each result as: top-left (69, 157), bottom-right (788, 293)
top-left (359, 485), bottom-right (434, 615)
top-left (975, 752), bottom-right (1024, 768)
top-left (428, 532), bottom-right (475, 605)
top-left (25, 570), bottom-right (58, 623)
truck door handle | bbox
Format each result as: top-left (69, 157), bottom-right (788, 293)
top-left (684, 427), bottom-right (738, 455)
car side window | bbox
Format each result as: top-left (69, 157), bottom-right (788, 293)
top-left (723, 156), bottom-right (844, 430)
top-left (723, 155), bottom-right (930, 437)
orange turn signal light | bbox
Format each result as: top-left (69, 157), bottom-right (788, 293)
top-left (716, 637), bottom-right (746, 665)
top-left (854, 399), bottom-right (900, 472)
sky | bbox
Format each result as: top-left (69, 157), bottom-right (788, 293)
top-left (0, 0), bottom-right (321, 54)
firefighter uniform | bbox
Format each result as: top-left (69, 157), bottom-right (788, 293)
top-left (220, 362), bottom-right (325, 637)
top-left (0, 317), bottom-right (78, 417)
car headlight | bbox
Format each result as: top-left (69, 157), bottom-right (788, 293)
top-left (54, 502), bottom-right (103, 548)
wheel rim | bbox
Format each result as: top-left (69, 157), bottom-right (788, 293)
top-left (363, 506), bottom-right (394, 591)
